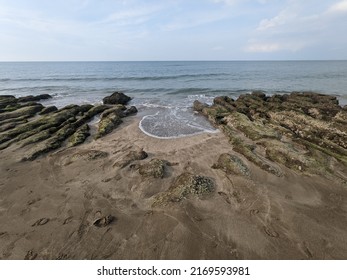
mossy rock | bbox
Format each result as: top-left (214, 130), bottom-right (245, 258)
top-left (0, 95), bottom-right (17, 109)
top-left (39, 106), bottom-right (58, 115)
top-left (68, 124), bottom-right (90, 147)
top-left (139, 158), bottom-right (165, 178)
top-left (225, 112), bottom-right (280, 141)
top-left (153, 172), bottom-right (215, 207)
top-left (95, 112), bottom-right (123, 139)
top-left (212, 153), bottom-right (250, 177)
top-left (193, 100), bottom-right (208, 112)
top-left (0, 104), bottom-right (43, 121)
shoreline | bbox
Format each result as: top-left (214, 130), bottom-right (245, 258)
top-left (1, 91), bottom-right (347, 260)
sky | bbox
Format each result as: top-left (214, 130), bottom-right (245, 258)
top-left (0, 0), bottom-right (347, 61)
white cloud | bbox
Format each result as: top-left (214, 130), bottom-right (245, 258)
top-left (246, 1), bottom-right (346, 55)
top-left (257, 9), bottom-right (295, 31)
top-left (328, 0), bottom-right (347, 13)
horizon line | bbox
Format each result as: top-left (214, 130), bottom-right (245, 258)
top-left (1, 59), bottom-right (347, 63)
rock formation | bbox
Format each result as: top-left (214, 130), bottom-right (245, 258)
top-left (0, 93), bottom-right (137, 161)
top-left (195, 91), bottom-right (347, 182)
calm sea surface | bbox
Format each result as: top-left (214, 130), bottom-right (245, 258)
top-left (1, 61), bottom-right (346, 138)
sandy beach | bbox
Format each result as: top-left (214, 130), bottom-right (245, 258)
top-left (1, 92), bottom-right (347, 260)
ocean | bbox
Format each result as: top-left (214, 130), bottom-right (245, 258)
top-left (1, 61), bottom-right (347, 138)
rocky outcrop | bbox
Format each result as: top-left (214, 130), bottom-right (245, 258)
top-left (68, 124), bottom-right (90, 147)
top-left (212, 153), bottom-right (250, 177)
top-left (153, 172), bottom-right (215, 206)
top-left (18, 94), bottom-right (52, 103)
top-left (103, 92), bottom-right (132, 105)
top-left (139, 158), bottom-right (165, 178)
top-left (95, 110), bottom-right (123, 139)
top-left (39, 106), bottom-right (58, 115)
top-left (195, 91), bottom-right (347, 180)
top-left (0, 93), bottom-right (137, 160)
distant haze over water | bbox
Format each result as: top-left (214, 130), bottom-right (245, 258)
top-left (1, 61), bottom-right (347, 138)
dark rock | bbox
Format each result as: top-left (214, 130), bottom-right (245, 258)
top-left (103, 92), bottom-right (131, 105)
top-left (18, 94), bottom-right (52, 103)
top-left (0, 104), bottom-right (44, 121)
top-left (0, 95), bottom-right (17, 109)
top-left (124, 106), bottom-right (138, 116)
top-left (79, 104), bottom-right (94, 113)
top-left (193, 100), bottom-right (208, 112)
top-left (100, 105), bottom-right (126, 119)
top-left (139, 158), bottom-right (165, 178)
top-left (39, 106), bottom-right (58, 115)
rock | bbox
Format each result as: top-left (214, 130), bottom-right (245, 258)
top-left (213, 96), bottom-right (236, 112)
top-left (83, 105), bottom-right (109, 119)
top-left (139, 158), bottom-right (165, 178)
top-left (95, 112), bottom-right (123, 139)
top-left (100, 105), bottom-right (126, 119)
top-left (103, 92), bottom-right (132, 105)
top-left (251, 91), bottom-right (266, 100)
top-left (68, 124), bottom-right (90, 147)
top-left (0, 104), bottom-right (43, 121)
top-left (124, 106), bottom-right (138, 116)
top-left (0, 106), bottom-right (81, 146)
top-left (22, 122), bottom-right (78, 161)
top-left (79, 104), bottom-right (94, 113)
top-left (196, 91), bottom-right (347, 178)
top-left (153, 172), bottom-right (215, 206)
top-left (212, 153), bottom-right (250, 177)
top-left (39, 106), bottom-right (58, 115)
top-left (114, 148), bottom-right (148, 168)
top-left (193, 100), bottom-right (208, 112)
top-left (18, 94), bottom-right (52, 102)
top-left (0, 95), bottom-right (17, 109)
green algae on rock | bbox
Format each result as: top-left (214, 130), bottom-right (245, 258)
top-left (139, 158), bottom-right (165, 178)
top-left (68, 124), bottom-right (90, 147)
top-left (195, 91), bottom-right (347, 179)
top-left (0, 93), bottom-right (137, 160)
top-left (153, 172), bottom-right (215, 207)
top-left (212, 153), bottom-right (250, 177)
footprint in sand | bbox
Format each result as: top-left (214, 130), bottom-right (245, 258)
top-left (63, 216), bottom-right (73, 225)
top-left (27, 198), bottom-right (41, 206)
top-left (263, 226), bottom-right (279, 238)
top-left (250, 209), bottom-right (259, 215)
top-left (218, 191), bottom-right (231, 204)
top-left (93, 215), bottom-right (115, 228)
top-left (31, 218), bottom-right (49, 227)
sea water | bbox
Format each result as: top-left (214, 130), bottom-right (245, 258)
top-left (1, 61), bottom-right (347, 138)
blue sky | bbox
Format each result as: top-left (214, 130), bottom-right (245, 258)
top-left (0, 0), bottom-right (346, 61)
